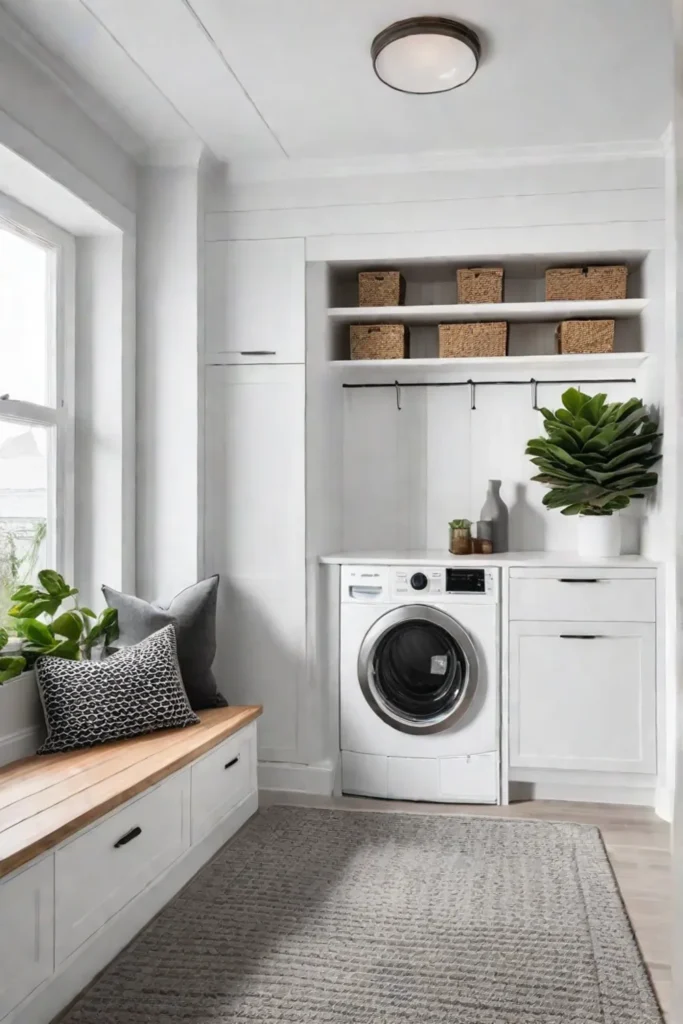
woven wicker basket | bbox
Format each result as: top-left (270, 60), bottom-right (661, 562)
top-left (438, 322), bottom-right (508, 358)
top-left (457, 268), bottom-right (503, 304)
top-left (556, 319), bottom-right (615, 355)
top-left (350, 324), bottom-right (407, 360)
top-left (545, 266), bottom-right (627, 301)
top-left (358, 271), bottom-right (404, 307)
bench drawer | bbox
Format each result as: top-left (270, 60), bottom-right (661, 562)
top-left (0, 857), bottom-right (54, 1020)
top-left (55, 769), bottom-right (190, 965)
top-left (191, 724), bottom-right (256, 843)
top-left (509, 571), bottom-right (655, 622)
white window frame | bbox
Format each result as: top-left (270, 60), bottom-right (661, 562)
top-left (0, 192), bottom-right (75, 585)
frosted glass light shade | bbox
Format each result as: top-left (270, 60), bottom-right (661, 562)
top-left (372, 17), bottom-right (480, 95)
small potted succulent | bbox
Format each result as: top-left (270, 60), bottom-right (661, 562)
top-left (526, 388), bottom-right (661, 557)
top-left (448, 519), bottom-right (472, 556)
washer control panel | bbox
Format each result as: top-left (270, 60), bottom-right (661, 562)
top-left (391, 566), bottom-right (498, 603)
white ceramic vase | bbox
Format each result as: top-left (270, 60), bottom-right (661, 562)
top-left (577, 513), bottom-right (621, 558)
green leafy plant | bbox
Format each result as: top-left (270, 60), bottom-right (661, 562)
top-left (526, 388), bottom-right (662, 517)
top-left (448, 519), bottom-right (472, 530)
top-left (0, 569), bottom-right (118, 683)
top-left (0, 519), bottom-right (47, 632)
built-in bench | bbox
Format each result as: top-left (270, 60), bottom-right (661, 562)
top-left (0, 705), bottom-right (262, 1024)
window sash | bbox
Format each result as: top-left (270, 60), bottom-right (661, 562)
top-left (0, 192), bottom-right (75, 585)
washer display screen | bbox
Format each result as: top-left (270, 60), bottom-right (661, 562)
top-left (373, 620), bottom-right (465, 721)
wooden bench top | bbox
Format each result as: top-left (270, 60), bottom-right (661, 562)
top-left (0, 705), bottom-right (262, 880)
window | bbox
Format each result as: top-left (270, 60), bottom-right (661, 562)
top-left (0, 197), bottom-right (74, 632)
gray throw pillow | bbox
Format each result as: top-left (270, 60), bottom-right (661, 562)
top-left (36, 625), bottom-right (199, 754)
top-left (102, 576), bottom-right (226, 711)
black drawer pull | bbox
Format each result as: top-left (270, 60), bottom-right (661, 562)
top-left (560, 634), bottom-right (600, 640)
top-left (225, 756), bottom-right (240, 770)
top-left (114, 826), bottom-right (142, 848)
top-left (559, 578), bottom-right (601, 584)
top-left (240, 350), bottom-right (276, 356)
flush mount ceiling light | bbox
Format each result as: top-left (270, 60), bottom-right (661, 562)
top-left (371, 16), bottom-right (480, 95)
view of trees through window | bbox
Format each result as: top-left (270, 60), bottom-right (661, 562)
top-left (0, 225), bottom-right (53, 633)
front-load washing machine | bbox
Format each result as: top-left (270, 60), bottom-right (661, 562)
top-left (340, 563), bottom-right (500, 803)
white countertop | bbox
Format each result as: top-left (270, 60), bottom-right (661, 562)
top-left (319, 550), bottom-right (659, 568)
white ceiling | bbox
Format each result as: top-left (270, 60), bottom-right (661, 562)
top-left (0, 0), bottom-right (673, 164)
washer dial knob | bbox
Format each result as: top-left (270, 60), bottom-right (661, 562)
top-left (410, 572), bottom-right (428, 591)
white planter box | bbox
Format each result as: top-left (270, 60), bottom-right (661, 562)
top-left (0, 672), bottom-right (43, 766)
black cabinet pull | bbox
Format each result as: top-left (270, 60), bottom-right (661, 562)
top-left (114, 826), bottom-right (142, 848)
top-left (224, 756), bottom-right (240, 770)
top-left (239, 350), bottom-right (276, 356)
top-left (559, 578), bottom-right (601, 584)
top-left (560, 634), bottom-right (600, 640)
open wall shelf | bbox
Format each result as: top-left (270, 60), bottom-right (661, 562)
top-left (328, 298), bottom-right (647, 325)
top-left (331, 352), bottom-right (650, 374)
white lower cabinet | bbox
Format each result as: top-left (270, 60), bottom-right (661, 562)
top-left (54, 769), bottom-right (190, 965)
top-left (0, 858), bottom-right (54, 1020)
top-left (509, 620), bottom-right (656, 773)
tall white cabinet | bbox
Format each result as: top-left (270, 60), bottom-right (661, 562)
top-left (204, 237), bottom-right (306, 764)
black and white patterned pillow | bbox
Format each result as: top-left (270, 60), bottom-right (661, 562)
top-left (36, 624), bottom-right (199, 754)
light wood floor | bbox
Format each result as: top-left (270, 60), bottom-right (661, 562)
top-left (262, 793), bottom-right (672, 1020)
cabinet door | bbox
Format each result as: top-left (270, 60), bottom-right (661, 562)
top-left (509, 621), bottom-right (656, 773)
top-left (205, 364), bottom-right (305, 761)
top-left (206, 238), bottom-right (305, 363)
top-left (0, 857), bottom-right (54, 1019)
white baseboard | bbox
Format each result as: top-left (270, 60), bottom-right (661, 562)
top-left (9, 790), bottom-right (259, 1024)
top-left (258, 759), bottom-right (336, 796)
top-left (0, 725), bottom-right (42, 766)
top-left (508, 781), bottom-right (656, 807)
top-left (654, 785), bottom-right (674, 823)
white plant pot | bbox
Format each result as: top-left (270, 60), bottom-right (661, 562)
top-left (577, 514), bottom-right (621, 558)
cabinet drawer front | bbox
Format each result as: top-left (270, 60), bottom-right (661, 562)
top-left (55, 769), bottom-right (190, 965)
top-left (509, 621), bottom-right (656, 773)
top-left (509, 574), bottom-right (655, 622)
top-left (0, 858), bottom-right (54, 1020)
top-left (191, 725), bottom-right (256, 843)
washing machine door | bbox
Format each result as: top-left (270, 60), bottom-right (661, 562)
top-left (357, 605), bottom-right (479, 735)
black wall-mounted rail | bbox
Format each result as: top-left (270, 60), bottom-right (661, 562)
top-left (341, 376), bottom-right (637, 411)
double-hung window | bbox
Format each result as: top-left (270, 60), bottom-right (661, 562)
top-left (0, 195), bottom-right (74, 632)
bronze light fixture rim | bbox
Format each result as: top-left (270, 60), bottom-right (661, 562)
top-left (371, 16), bottom-right (481, 95)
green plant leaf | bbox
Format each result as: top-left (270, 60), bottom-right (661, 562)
top-left (0, 628), bottom-right (7, 651)
top-left (38, 569), bottom-right (70, 597)
top-left (99, 607), bottom-right (118, 630)
top-left (19, 619), bottom-right (55, 647)
top-left (80, 607), bottom-right (97, 618)
top-left (561, 388), bottom-right (590, 416)
top-left (9, 597), bottom-right (61, 619)
top-left (580, 393), bottom-right (608, 425)
top-left (10, 585), bottom-right (39, 603)
top-left (559, 503), bottom-right (587, 516)
top-left (52, 610), bottom-right (84, 642)
top-left (45, 639), bottom-right (80, 660)
top-left (0, 655), bottom-right (26, 682)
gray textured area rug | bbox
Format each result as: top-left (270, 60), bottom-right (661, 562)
top-left (63, 807), bottom-right (663, 1023)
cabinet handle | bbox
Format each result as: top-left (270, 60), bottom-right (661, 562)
top-left (114, 826), bottom-right (142, 848)
top-left (225, 756), bottom-right (240, 770)
top-left (239, 350), bottom-right (276, 356)
top-left (559, 634), bottom-right (601, 640)
top-left (558, 578), bottom-right (602, 584)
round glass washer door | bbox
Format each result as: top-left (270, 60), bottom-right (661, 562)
top-left (357, 605), bottom-right (478, 735)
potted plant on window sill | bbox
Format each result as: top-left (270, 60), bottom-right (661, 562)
top-left (525, 388), bottom-right (661, 558)
top-left (0, 570), bottom-right (118, 684)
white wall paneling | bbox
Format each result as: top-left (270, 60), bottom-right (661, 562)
top-left (136, 165), bottom-right (202, 599)
top-left (204, 364), bottom-right (305, 763)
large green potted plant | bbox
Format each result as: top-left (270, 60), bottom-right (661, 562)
top-left (0, 570), bottom-right (118, 683)
top-left (525, 388), bottom-right (661, 557)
